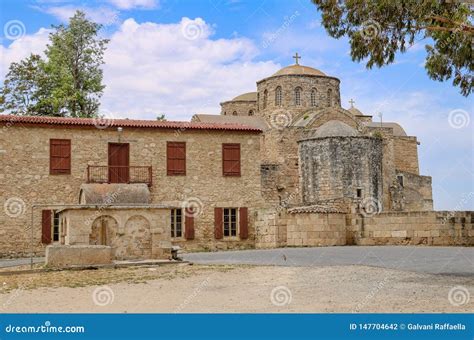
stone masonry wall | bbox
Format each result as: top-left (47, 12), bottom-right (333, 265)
top-left (353, 211), bottom-right (473, 246)
top-left (284, 212), bottom-right (347, 246)
top-left (0, 123), bottom-right (263, 257)
top-left (390, 170), bottom-right (433, 212)
top-left (299, 136), bottom-right (383, 204)
top-left (393, 136), bottom-right (419, 174)
top-left (255, 209), bottom-right (473, 249)
top-left (220, 101), bottom-right (257, 117)
top-left (256, 75), bottom-right (341, 123)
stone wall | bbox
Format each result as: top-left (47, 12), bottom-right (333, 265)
top-left (59, 206), bottom-right (172, 260)
top-left (0, 123), bottom-right (263, 257)
top-left (284, 212), bottom-right (347, 246)
top-left (390, 170), bottom-right (433, 211)
top-left (260, 128), bottom-right (303, 207)
top-left (299, 136), bottom-right (383, 204)
top-left (354, 211), bottom-right (473, 246)
top-left (393, 136), bottom-right (419, 174)
top-left (46, 245), bottom-right (113, 268)
top-left (255, 209), bottom-right (474, 249)
top-left (220, 101), bottom-right (257, 117)
top-left (254, 208), bottom-right (287, 249)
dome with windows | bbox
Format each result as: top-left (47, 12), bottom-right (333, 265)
top-left (271, 64), bottom-right (327, 77)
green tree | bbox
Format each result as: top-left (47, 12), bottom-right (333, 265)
top-left (0, 10), bottom-right (109, 116)
top-left (0, 54), bottom-right (53, 115)
top-left (156, 114), bottom-right (166, 121)
top-left (311, 0), bottom-right (473, 96)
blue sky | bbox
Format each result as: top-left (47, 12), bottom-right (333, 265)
top-left (0, 0), bottom-right (473, 210)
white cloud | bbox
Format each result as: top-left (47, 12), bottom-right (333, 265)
top-left (0, 17), bottom-right (279, 120)
top-left (0, 28), bottom-right (51, 78)
top-left (41, 5), bottom-right (120, 26)
top-left (100, 17), bottom-right (279, 120)
top-left (107, 0), bottom-right (158, 10)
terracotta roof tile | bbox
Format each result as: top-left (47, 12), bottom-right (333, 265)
top-left (0, 115), bottom-right (262, 132)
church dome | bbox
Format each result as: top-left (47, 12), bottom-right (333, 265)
top-left (232, 92), bottom-right (257, 101)
top-left (313, 120), bottom-right (359, 138)
top-left (348, 106), bottom-right (364, 116)
top-left (272, 64), bottom-right (326, 77)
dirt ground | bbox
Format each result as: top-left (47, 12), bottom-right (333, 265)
top-left (0, 264), bottom-right (472, 313)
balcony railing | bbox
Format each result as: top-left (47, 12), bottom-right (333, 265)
top-left (87, 166), bottom-right (153, 186)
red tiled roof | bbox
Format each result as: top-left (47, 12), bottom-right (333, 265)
top-left (0, 115), bottom-right (262, 132)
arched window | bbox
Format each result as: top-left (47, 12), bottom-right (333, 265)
top-left (275, 86), bottom-right (282, 107)
top-left (327, 89), bottom-right (333, 107)
top-left (294, 87), bottom-right (302, 106)
top-left (263, 90), bottom-right (268, 109)
top-left (232, 111), bottom-right (238, 116)
top-left (224, 111), bottom-right (227, 115)
top-left (248, 110), bottom-right (254, 116)
top-left (311, 89), bottom-right (317, 107)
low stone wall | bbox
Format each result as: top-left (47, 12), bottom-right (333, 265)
top-left (354, 211), bottom-right (474, 246)
top-left (46, 245), bottom-right (113, 268)
top-left (256, 208), bottom-right (474, 248)
top-left (286, 212), bottom-right (346, 246)
top-left (256, 208), bottom-right (347, 248)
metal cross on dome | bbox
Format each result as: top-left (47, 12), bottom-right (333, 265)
top-left (349, 99), bottom-right (355, 107)
top-left (293, 52), bottom-right (301, 65)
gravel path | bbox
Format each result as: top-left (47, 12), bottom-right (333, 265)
top-left (1, 265), bottom-right (472, 313)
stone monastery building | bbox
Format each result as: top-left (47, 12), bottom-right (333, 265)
top-left (1, 56), bottom-right (472, 263)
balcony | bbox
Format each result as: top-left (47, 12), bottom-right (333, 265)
top-left (87, 166), bottom-right (153, 186)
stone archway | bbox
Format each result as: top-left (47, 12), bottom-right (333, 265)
top-left (90, 215), bottom-right (118, 246)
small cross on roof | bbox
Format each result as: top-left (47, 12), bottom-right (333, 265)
top-left (293, 52), bottom-right (301, 65)
top-left (349, 99), bottom-right (355, 108)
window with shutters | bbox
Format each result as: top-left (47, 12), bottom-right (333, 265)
top-left (50, 139), bottom-right (71, 174)
top-left (222, 143), bottom-right (241, 176)
top-left (167, 142), bottom-right (186, 176)
top-left (223, 208), bottom-right (238, 237)
top-left (41, 210), bottom-right (52, 244)
top-left (171, 208), bottom-right (183, 238)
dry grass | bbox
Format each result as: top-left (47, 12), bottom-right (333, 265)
top-left (0, 264), bottom-right (238, 293)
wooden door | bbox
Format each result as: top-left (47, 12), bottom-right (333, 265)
top-left (108, 143), bottom-right (130, 183)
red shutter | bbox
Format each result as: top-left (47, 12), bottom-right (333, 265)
top-left (214, 207), bottom-right (223, 239)
top-left (222, 143), bottom-right (241, 176)
top-left (185, 208), bottom-right (195, 240)
top-left (167, 142), bottom-right (186, 175)
top-left (239, 207), bottom-right (248, 240)
top-left (41, 210), bottom-right (52, 244)
top-left (50, 139), bottom-right (71, 174)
